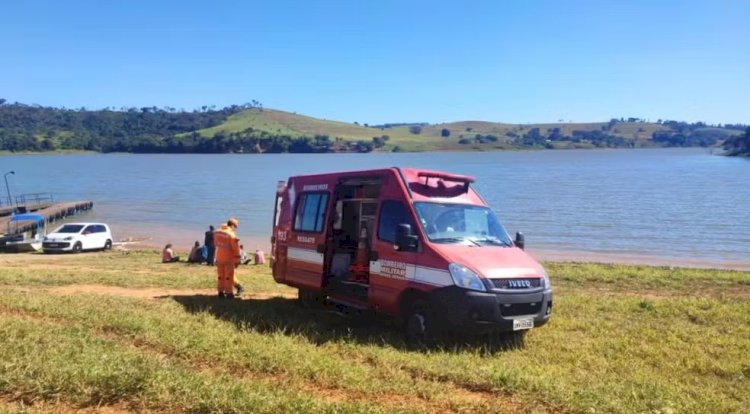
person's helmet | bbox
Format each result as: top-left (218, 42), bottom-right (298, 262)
top-left (228, 217), bottom-right (239, 227)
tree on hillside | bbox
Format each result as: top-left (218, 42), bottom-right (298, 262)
top-left (548, 128), bottom-right (564, 141)
top-left (441, 128), bottom-right (450, 137)
top-left (723, 127), bottom-right (750, 156)
top-left (409, 125), bottom-right (422, 135)
top-left (519, 128), bottom-right (543, 146)
top-left (371, 136), bottom-right (387, 148)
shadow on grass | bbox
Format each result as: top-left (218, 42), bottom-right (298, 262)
top-left (170, 294), bottom-right (523, 354)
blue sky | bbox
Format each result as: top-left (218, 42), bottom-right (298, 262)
top-left (1, 0), bottom-right (748, 124)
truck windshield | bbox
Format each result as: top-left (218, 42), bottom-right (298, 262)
top-left (414, 202), bottom-right (513, 246)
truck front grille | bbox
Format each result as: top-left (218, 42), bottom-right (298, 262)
top-left (491, 278), bottom-right (541, 289)
top-left (499, 301), bottom-right (542, 317)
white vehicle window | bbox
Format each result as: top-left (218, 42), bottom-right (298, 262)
top-left (294, 192), bottom-right (329, 233)
top-left (57, 224), bottom-right (84, 233)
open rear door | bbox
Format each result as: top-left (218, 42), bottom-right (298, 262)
top-left (284, 188), bottom-right (329, 291)
top-left (271, 180), bottom-right (290, 284)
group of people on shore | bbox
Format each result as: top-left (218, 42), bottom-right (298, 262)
top-left (160, 218), bottom-right (266, 299)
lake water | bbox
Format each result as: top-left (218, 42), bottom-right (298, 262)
top-left (2, 148), bottom-right (748, 269)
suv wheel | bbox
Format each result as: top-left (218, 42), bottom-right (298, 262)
top-left (104, 239), bottom-right (112, 250)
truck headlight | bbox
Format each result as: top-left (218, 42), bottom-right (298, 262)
top-left (448, 263), bottom-right (487, 292)
top-left (541, 269), bottom-right (551, 290)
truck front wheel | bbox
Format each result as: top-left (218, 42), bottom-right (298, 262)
top-left (489, 330), bottom-right (527, 350)
top-left (405, 300), bottom-right (437, 347)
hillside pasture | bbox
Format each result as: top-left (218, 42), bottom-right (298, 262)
top-left (195, 108), bottom-right (683, 152)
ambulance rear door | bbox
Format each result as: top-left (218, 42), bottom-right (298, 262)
top-left (285, 181), bottom-right (331, 291)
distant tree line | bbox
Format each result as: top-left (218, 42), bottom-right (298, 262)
top-left (651, 130), bottom-right (727, 147)
top-left (722, 123), bottom-right (748, 131)
top-left (649, 121), bottom-right (735, 147)
top-left (370, 122), bottom-right (428, 129)
top-left (494, 127), bottom-right (632, 149)
top-left (0, 100), bottom-right (249, 152)
top-left (78, 127), bottom-right (389, 154)
top-left (457, 134), bottom-right (499, 145)
top-left (0, 100), bottom-right (394, 154)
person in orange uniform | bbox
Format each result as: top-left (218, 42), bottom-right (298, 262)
top-left (214, 218), bottom-right (242, 298)
top-left (224, 221), bottom-right (245, 296)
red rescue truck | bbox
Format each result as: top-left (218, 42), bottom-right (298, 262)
top-left (271, 167), bottom-right (552, 340)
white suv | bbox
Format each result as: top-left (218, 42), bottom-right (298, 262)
top-left (43, 223), bottom-right (113, 253)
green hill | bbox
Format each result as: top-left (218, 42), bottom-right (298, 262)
top-left (197, 108), bottom-right (686, 151)
top-left (1, 101), bottom-right (743, 153)
top-left (194, 109), bottom-right (445, 151)
top-left (196, 109), bottom-right (301, 138)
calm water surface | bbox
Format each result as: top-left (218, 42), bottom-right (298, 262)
top-left (2, 148), bottom-right (748, 268)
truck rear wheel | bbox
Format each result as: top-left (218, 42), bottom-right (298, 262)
top-left (298, 288), bottom-right (325, 308)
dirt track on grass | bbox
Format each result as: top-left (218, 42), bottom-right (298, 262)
top-left (47, 284), bottom-right (297, 300)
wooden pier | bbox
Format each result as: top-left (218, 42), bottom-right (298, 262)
top-left (0, 201), bottom-right (94, 236)
top-left (0, 203), bottom-right (54, 217)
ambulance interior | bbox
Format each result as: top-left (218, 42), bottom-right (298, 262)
top-left (326, 178), bottom-right (382, 298)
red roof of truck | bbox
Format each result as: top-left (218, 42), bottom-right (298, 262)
top-left (289, 167), bottom-right (485, 205)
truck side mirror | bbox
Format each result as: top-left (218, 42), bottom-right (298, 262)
top-left (515, 232), bottom-right (525, 250)
top-left (395, 223), bottom-right (418, 252)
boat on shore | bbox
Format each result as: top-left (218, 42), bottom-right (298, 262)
top-left (0, 214), bottom-right (47, 253)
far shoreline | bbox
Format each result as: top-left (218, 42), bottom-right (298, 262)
top-left (0, 146), bottom-right (725, 156)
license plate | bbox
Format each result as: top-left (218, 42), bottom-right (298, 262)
top-left (513, 318), bottom-right (534, 331)
top-left (47, 243), bottom-right (59, 248)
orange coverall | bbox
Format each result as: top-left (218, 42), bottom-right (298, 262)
top-left (214, 225), bottom-right (241, 296)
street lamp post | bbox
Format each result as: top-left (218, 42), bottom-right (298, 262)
top-left (3, 171), bottom-right (15, 208)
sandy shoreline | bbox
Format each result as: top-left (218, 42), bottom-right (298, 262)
top-left (531, 249), bottom-right (750, 271)
top-left (117, 234), bottom-right (750, 272)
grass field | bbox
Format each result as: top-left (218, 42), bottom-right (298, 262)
top-left (0, 251), bottom-right (748, 413)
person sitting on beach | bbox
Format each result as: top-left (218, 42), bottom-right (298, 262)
top-left (254, 249), bottom-right (266, 265)
top-left (187, 241), bottom-right (203, 263)
top-left (239, 244), bottom-right (252, 265)
top-left (162, 244), bottom-right (180, 263)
